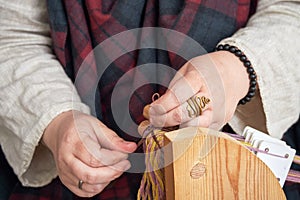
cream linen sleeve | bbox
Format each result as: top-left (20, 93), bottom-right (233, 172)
top-left (220, 0), bottom-right (300, 139)
top-left (0, 0), bottom-right (90, 187)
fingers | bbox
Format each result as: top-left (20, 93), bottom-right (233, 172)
top-left (73, 133), bottom-right (128, 167)
top-left (149, 69), bottom-right (207, 117)
top-left (59, 156), bottom-right (130, 197)
top-left (138, 120), bottom-right (150, 136)
top-left (51, 112), bottom-right (136, 197)
top-left (70, 159), bottom-right (130, 185)
top-left (72, 113), bottom-right (137, 154)
top-left (61, 174), bottom-right (109, 198)
top-left (148, 59), bottom-right (216, 128)
top-left (67, 137), bottom-right (131, 185)
top-left (62, 174), bottom-right (109, 197)
top-left (91, 123), bottom-right (137, 153)
top-left (77, 182), bottom-right (109, 194)
top-left (150, 92), bottom-right (212, 127)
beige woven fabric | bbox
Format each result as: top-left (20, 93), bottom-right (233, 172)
top-left (0, 0), bottom-right (299, 187)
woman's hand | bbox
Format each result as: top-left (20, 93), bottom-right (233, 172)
top-left (149, 51), bottom-right (249, 130)
top-left (42, 111), bottom-right (137, 197)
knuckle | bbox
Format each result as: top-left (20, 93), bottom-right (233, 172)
top-left (67, 156), bottom-right (77, 168)
top-left (74, 140), bottom-right (85, 152)
top-left (84, 173), bottom-right (97, 184)
top-left (91, 184), bottom-right (106, 193)
top-left (109, 153), bottom-right (127, 165)
top-left (201, 120), bottom-right (210, 128)
top-left (172, 109), bottom-right (182, 123)
top-left (150, 118), bottom-right (163, 127)
top-left (111, 134), bottom-right (121, 142)
top-left (88, 155), bottom-right (101, 167)
top-left (56, 152), bottom-right (68, 168)
top-left (104, 156), bottom-right (116, 166)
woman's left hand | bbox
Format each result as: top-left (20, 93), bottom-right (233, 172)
top-left (149, 51), bottom-right (250, 130)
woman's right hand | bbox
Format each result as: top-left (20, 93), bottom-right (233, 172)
top-left (42, 111), bottom-right (137, 197)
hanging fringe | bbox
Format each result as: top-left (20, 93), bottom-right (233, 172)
top-left (137, 128), bottom-right (165, 200)
top-left (137, 101), bottom-right (179, 200)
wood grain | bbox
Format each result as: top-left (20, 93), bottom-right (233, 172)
top-left (164, 127), bottom-right (286, 200)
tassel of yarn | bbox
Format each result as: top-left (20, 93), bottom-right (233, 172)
top-left (137, 127), bottom-right (165, 200)
top-left (137, 104), bottom-right (166, 200)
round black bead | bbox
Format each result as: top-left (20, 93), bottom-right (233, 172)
top-left (244, 61), bottom-right (251, 68)
top-left (215, 44), bottom-right (257, 105)
top-left (240, 56), bottom-right (247, 62)
top-left (229, 46), bottom-right (236, 53)
top-left (224, 44), bottom-right (230, 50)
top-left (239, 99), bottom-right (247, 105)
top-left (247, 91), bottom-right (255, 98)
top-left (217, 45), bottom-right (224, 50)
top-left (249, 73), bottom-right (257, 79)
top-left (247, 67), bottom-right (254, 73)
top-left (250, 80), bottom-right (257, 86)
top-left (244, 96), bottom-right (251, 102)
top-left (235, 50), bottom-right (243, 57)
top-left (249, 86), bottom-right (256, 92)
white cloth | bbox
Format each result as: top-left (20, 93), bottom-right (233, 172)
top-left (221, 0), bottom-right (300, 139)
top-left (0, 0), bottom-right (90, 187)
top-left (0, 0), bottom-right (299, 187)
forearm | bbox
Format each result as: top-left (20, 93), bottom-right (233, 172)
top-left (0, 0), bottom-right (89, 186)
top-left (220, 0), bottom-right (300, 138)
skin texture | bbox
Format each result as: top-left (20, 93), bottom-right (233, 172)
top-left (149, 51), bottom-right (249, 130)
top-left (42, 111), bottom-right (137, 197)
top-left (42, 51), bottom-right (249, 197)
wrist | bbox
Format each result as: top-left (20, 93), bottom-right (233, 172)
top-left (210, 51), bottom-right (249, 104)
top-left (216, 44), bottom-right (257, 105)
top-left (42, 110), bottom-right (74, 152)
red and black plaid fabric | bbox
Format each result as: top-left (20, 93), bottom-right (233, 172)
top-left (47, 0), bottom-right (255, 139)
top-left (4, 0), bottom-right (258, 199)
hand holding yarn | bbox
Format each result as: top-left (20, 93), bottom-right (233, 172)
top-left (42, 111), bottom-right (137, 197)
top-left (149, 51), bottom-right (250, 130)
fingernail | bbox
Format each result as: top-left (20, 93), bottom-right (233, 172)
top-left (148, 106), bottom-right (155, 115)
top-left (124, 163), bottom-right (131, 171)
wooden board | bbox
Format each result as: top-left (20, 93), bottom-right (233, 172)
top-left (164, 127), bottom-right (286, 200)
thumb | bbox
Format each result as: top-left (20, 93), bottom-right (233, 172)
top-left (93, 123), bottom-right (137, 153)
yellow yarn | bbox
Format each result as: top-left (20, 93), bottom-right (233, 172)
top-left (137, 129), bottom-right (165, 200)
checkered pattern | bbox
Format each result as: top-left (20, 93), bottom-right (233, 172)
top-left (3, 0), bottom-right (259, 199)
top-left (47, 0), bottom-right (255, 138)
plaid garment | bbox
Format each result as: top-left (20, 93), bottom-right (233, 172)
top-left (3, 0), bottom-right (258, 199)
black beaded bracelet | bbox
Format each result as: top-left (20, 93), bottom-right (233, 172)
top-left (216, 44), bottom-right (257, 105)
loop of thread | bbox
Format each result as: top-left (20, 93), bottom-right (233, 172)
top-left (152, 93), bottom-right (160, 102)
